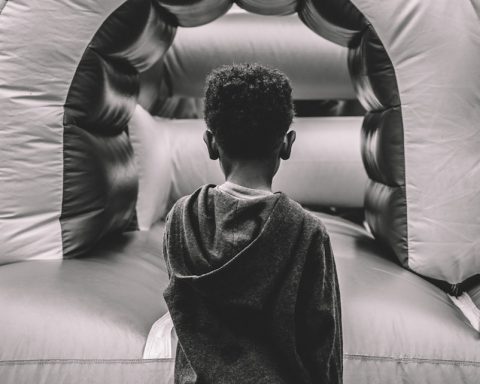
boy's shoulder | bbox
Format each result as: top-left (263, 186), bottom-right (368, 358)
top-left (166, 186), bottom-right (330, 241)
top-left (280, 194), bottom-right (330, 240)
top-left (165, 186), bottom-right (208, 220)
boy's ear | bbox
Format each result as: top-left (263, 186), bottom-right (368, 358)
top-left (203, 130), bottom-right (219, 160)
top-left (280, 130), bottom-right (296, 160)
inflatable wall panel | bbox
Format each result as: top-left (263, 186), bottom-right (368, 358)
top-left (301, 0), bottom-right (480, 289)
top-left (164, 12), bottom-right (355, 100)
top-left (1, 0), bottom-right (126, 263)
top-left (354, 0), bottom-right (480, 287)
top-left (129, 113), bottom-right (367, 229)
top-left (0, 0), bottom-right (175, 262)
top-left (0, 222), bottom-right (174, 383)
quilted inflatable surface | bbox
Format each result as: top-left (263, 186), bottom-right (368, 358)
top-left (2, 216), bottom-right (479, 383)
top-left (320, 213), bottom-right (480, 383)
top-left (0, 222), bottom-right (174, 384)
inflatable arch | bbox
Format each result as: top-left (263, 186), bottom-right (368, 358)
top-left (1, 0), bottom-right (480, 383)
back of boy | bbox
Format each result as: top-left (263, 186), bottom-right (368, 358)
top-left (163, 63), bottom-right (342, 384)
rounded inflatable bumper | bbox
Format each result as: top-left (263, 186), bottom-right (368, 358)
top-left (0, 223), bottom-right (174, 384)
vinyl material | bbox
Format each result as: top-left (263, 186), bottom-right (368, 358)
top-left (0, 0), bottom-right (129, 263)
top-left (348, 26), bottom-right (400, 111)
top-left (64, 49), bottom-right (139, 135)
top-left (163, 11), bottom-right (355, 100)
top-left (91, 0), bottom-right (176, 72)
top-left (318, 212), bottom-right (480, 383)
top-left (154, 0), bottom-right (232, 27)
top-left (2, 216), bottom-right (479, 383)
top-left (299, 0), bottom-right (366, 47)
top-left (349, 0), bottom-right (480, 284)
top-left (0, 222), bottom-right (174, 383)
top-left (361, 107), bottom-right (404, 187)
top-left (236, 0), bottom-right (298, 15)
top-left (165, 117), bottom-right (367, 212)
top-left (61, 127), bottom-right (138, 257)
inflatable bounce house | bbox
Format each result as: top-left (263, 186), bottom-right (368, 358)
top-left (1, 0), bottom-right (480, 382)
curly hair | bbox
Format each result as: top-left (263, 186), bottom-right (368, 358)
top-left (204, 63), bottom-right (294, 159)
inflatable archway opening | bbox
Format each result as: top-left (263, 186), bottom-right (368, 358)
top-left (0, 0), bottom-right (370, 263)
top-left (3, 0), bottom-right (480, 290)
top-left (154, 0), bottom-right (480, 292)
top-left (132, 5), bottom-right (371, 230)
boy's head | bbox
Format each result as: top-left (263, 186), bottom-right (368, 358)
top-left (203, 63), bottom-right (295, 162)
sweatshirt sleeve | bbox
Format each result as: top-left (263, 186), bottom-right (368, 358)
top-left (296, 232), bottom-right (343, 384)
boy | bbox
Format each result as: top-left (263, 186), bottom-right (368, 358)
top-left (163, 63), bottom-right (342, 384)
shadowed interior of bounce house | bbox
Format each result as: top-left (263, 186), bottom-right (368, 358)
top-left (1, 0), bottom-right (480, 383)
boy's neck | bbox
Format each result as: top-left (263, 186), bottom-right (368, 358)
top-left (221, 159), bottom-right (277, 192)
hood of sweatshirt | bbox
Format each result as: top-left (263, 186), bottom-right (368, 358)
top-left (164, 184), bottom-right (307, 305)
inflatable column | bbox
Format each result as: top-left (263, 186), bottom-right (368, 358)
top-left (0, 0), bottom-right (176, 261)
top-left (300, 0), bottom-right (480, 291)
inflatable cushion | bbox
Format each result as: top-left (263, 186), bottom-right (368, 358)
top-left (347, 0), bottom-right (480, 286)
top-left (0, 222), bottom-right (173, 384)
top-left (317, 213), bottom-right (480, 383)
top-left (129, 115), bottom-right (368, 228)
top-left (129, 105), bottom-right (172, 230)
top-left (2, 211), bottom-right (479, 384)
top-left (155, 0), bottom-right (232, 27)
top-left (163, 11), bottom-right (355, 100)
top-left (236, 0), bottom-right (297, 15)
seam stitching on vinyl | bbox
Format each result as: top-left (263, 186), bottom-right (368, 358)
top-left (0, 358), bottom-right (174, 366)
top-left (344, 354), bottom-right (480, 367)
top-left (3, 355), bottom-right (480, 368)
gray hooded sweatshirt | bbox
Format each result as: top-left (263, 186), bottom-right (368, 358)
top-left (163, 184), bottom-right (342, 384)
